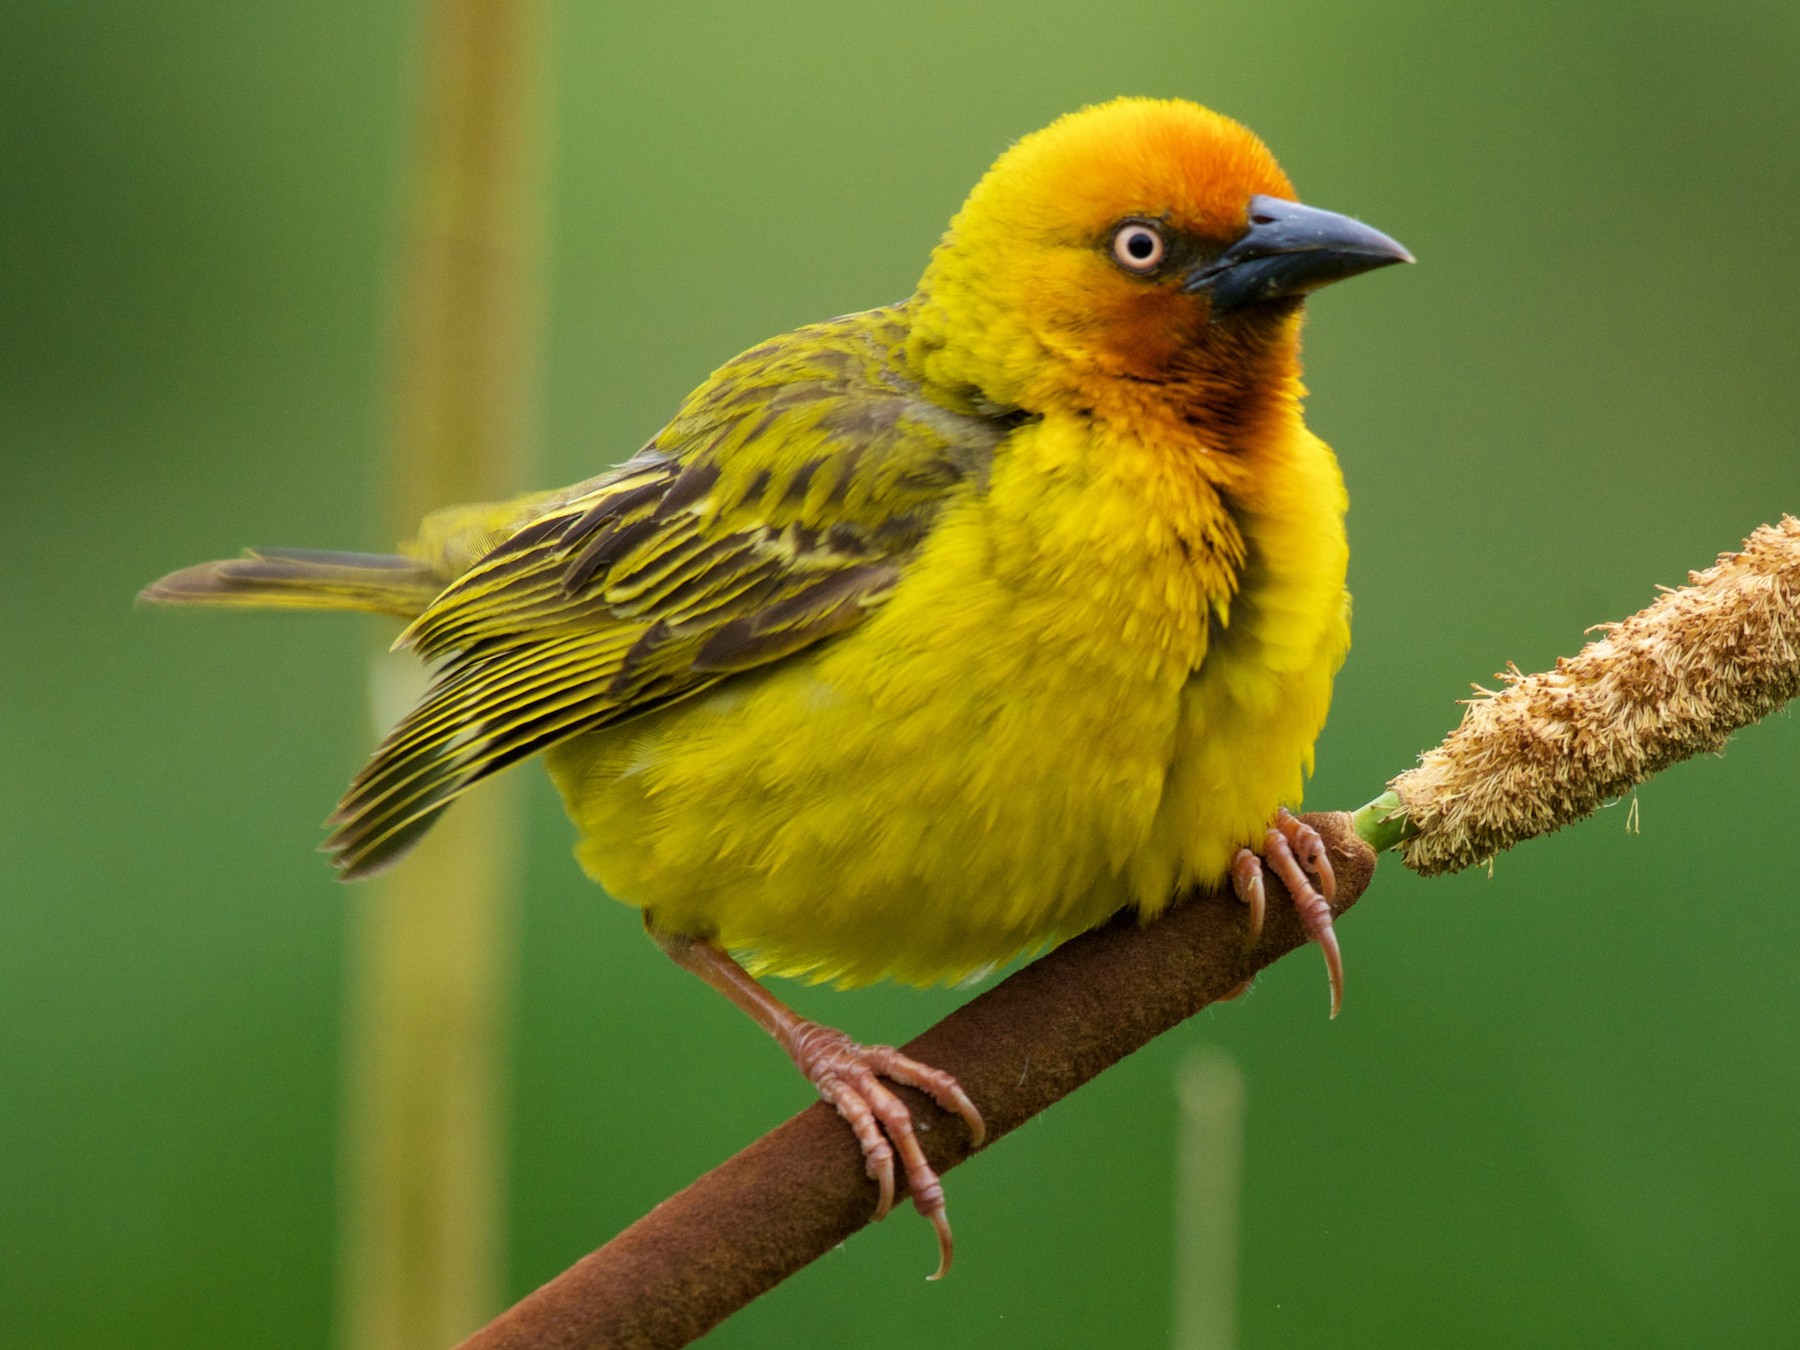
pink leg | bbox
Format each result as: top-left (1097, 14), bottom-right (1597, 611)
top-left (1230, 808), bottom-right (1345, 1018)
top-left (653, 927), bottom-right (985, 1279)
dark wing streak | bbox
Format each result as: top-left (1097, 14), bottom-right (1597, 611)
top-left (326, 305), bottom-right (1009, 877)
top-left (629, 553), bottom-right (787, 629)
top-left (353, 530), bottom-right (795, 805)
top-left (599, 528), bottom-right (717, 607)
top-left (345, 543), bottom-right (893, 866)
top-left (397, 457), bottom-right (684, 652)
top-left (328, 536), bottom-right (795, 834)
top-left (562, 513), bottom-right (664, 596)
top-left (692, 565), bottom-right (900, 672)
top-left (332, 725), bottom-right (581, 862)
top-left (330, 678), bottom-right (729, 878)
top-left (329, 636), bottom-right (629, 801)
top-left (556, 468), bottom-right (674, 542)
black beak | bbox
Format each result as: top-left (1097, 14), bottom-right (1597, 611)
top-left (1184, 194), bottom-right (1413, 315)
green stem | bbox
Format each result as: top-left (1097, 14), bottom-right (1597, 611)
top-left (1350, 789), bottom-right (1416, 854)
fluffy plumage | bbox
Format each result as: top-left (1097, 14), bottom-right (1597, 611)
top-left (147, 97), bottom-right (1367, 988)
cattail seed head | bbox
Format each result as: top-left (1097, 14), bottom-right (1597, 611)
top-left (1390, 517), bottom-right (1800, 876)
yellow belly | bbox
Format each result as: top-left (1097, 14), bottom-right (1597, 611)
top-left (547, 416), bottom-right (1349, 987)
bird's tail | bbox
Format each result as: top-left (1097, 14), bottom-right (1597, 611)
top-left (139, 547), bottom-right (444, 619)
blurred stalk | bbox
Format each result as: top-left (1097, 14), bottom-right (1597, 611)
top-left (1171, 1050), bottom-right (1245, 1350)
top-left (337, 3), bottom-right (549, 1348)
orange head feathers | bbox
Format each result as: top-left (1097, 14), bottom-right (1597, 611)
top-left (910, 97), bottom-right (1410, 415)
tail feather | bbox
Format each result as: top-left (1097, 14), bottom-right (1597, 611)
top-left (140, 548), bottom-right (444, 619)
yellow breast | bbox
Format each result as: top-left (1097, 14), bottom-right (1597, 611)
top-left (547, 410), bottom-right (1347, 987)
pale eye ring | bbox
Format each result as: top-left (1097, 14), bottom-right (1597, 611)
top-left (1110, 221), bottom-right (1166, 274)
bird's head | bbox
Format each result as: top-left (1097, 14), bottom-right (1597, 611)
top-left (911, 98), bottom-right (1411, 419)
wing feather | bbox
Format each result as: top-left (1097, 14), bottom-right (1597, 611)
top-left (326, 305), bottom-right (1012, 878)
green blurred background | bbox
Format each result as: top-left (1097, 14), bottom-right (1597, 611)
top-left (7, 1), bottom-right (1800, 1346)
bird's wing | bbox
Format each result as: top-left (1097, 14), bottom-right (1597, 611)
top-left (325, 307), bottom-right (1007, 878)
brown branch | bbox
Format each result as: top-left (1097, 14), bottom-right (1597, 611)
top-left (456, 812), bottom-right (1377, 1350)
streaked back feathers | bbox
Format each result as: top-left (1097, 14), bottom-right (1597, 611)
top-left (323, 307), bottom-right (1005, 877)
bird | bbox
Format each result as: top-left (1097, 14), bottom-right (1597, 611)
top-left (143, 96), bottom-right (1411, 1275)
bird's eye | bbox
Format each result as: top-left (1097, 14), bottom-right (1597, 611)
top-left (1110, 222), bottom-right (1166, 274)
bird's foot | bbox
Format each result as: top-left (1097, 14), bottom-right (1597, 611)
top-left (778, 1021), bottom-right (985, 1278)
top-left (1230, 808), bottom-right (1343, 1018)
top-left (651, 931), bottom-right (986, 1276)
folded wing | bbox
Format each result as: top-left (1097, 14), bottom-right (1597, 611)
top-left (325, 307), bottom-right (1008, 878)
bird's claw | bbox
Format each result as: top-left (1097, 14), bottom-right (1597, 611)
top-left (1230, 848), bottom-right (1268, 946)
top-left (1230, 809), bottom-right (1344, 1018)
top-left (783, 1021), bottom-right (984, 1279)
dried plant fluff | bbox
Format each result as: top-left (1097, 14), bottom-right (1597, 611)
top-left (1390, 517), bottom-right (1800, 876)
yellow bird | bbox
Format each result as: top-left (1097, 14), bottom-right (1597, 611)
top-left (145, 96), bottom-right (1410, 1273)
